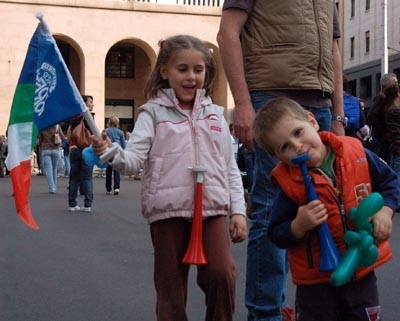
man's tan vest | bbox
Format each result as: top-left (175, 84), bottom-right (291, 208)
top-left (241, 0), bottom-right (334, 93)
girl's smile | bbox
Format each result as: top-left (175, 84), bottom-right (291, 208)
top-left (160, 49), bottom-right (206, 110)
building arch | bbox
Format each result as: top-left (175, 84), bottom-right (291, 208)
top-left (53, 34), bottom-right (85, 92)
top-left (104, 39), bottom-right (156, 134)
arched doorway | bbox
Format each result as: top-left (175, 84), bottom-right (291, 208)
top-left (104, 40), bottom-right (155, 136)
top-left (54, 35), bottom-right (84, 92)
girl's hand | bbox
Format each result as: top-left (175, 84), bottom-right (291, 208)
top-left (291, 200), bottom-right (328, 239)
top-left (371, 206), bottom-right (393, 242)
top-left (229, 214), bottom-right (247, 243)
top-left (91, 130), bottom-right (111, 156)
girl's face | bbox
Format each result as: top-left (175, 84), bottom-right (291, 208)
top-left (160, 49), bottom-right (206, 109)
top-left (266, 113), bottom-right (327, 167)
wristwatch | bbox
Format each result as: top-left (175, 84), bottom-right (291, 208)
top-left (332, 114), bottom-right (347, 127)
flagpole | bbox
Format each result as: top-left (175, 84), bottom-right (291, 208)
top-left (35, 12), bottom-right (51, 36)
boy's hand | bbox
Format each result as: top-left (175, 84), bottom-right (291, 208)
top-left (371, 206), bottom-right (393, 242)
top-left (291, 200), bottom-right (328, 239)
top-left (91, 131), bottom-right (111, 156)
top-left (229, 214), bottom-right (247, 243)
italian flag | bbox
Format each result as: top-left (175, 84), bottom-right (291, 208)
top-left (5, 14), bottom-right (87, 230)
top-left (6, 85), bottom-right (39, 230)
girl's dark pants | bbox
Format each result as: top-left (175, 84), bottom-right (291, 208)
top-left (150, 215), bottom-right (236, 321)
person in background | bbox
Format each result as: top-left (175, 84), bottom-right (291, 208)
top-left (105, 116), bottom-right (126, 195)
top-left (217, 2), bottom-right (344, 320)
top-left (67, 95), bottom-right (94, 213)
top-left (342, 75), bottom-right (364, 138)
top-left (38, 124), bottom-right (65, 194)
top-left (61, 135), bottom-right (70, 177)
top-left (229, 123), bottom-right (239, 160)
top-left (369, 74), bottom-right (400, 197)
top-left (0, 135), bottom-right (7, 177)
top-left (367, 73), bottom-right (398, 163)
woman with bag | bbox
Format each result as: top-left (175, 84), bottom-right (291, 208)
top-left (67, 95), bottom-right (95, 213)
top-left (38, 124), bottom-right (65, 194)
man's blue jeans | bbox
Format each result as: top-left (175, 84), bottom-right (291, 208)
top-left (245, 91), bottom-right (332, 321)
top-left (68, 147), bottom-right (93, 208)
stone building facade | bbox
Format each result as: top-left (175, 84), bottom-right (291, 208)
top-left (0, 0), bottom-right (230, 135)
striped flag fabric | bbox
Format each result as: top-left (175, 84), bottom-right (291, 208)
top-left (5, 14), bottom-right (86, 229)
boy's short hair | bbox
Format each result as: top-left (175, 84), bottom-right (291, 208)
top-left (253, 97), bottom-right (309, 154)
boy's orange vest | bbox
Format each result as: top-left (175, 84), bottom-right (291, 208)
top-left (272, 132), bottom-right (392, 285)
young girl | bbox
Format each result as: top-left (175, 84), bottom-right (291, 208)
top-left (93, 35), bottom-right (247, 321)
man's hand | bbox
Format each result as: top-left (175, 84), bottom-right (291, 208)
top-left (234, 104), bottom-right (256, 150)
top-left (371, 206), bottom-right (393, 242)
top-left (91, 130), bottom-right (111, 156)
top-left (229, 214), bottom-right (248, 243)
top-left (291, 200), bottom-right (328, 239)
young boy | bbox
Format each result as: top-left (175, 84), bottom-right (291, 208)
top-left (253, 97), bottom-right (398, 321)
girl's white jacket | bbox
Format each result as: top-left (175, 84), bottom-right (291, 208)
top-left (112, 88), bottom-right (246, 223)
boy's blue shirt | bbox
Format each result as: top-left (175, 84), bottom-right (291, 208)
top-left (269, 148), bottom-right (399, 249)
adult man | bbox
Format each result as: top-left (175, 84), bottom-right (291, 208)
top-left (217, 1), bottom-right (344, 320)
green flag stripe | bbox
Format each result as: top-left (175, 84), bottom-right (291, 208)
top-left (8, 84), bottom-right (35, 126)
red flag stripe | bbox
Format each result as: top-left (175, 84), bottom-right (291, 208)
top-left (10, 160), bottom-right (39, 229)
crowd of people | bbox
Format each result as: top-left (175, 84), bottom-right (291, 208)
top-left (2, 1), bottom-right (400, 321)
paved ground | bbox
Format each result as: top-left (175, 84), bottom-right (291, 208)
top-left (0, 175), bottom-right (399, 321)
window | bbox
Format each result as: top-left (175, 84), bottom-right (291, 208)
top-left (365, 31), bottom-right (370, 53)
top-left (360, 76), bottom-right (372, 99)
top-left (351, 0), bottom-right (355, 17)
top-left (350, 37), bottom-right (355, 59)
top-left (106, 45), bottom-right (135, 78)
top-left (366, 0), bottom-right (370, 11)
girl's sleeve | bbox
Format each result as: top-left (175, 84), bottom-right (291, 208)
top-left (268, 187), bottom-right (302, 249)
top-left (112, 111), bottom-right (154, 175)
top-left (221, 118), bottom-right (246, 216)
top-left (366, 148), bottom-right (399, 211)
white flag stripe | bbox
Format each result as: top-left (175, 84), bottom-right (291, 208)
top-left (5, 122), bottom-right (33, 170)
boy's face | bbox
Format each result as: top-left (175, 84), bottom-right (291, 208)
top-left (266, 113), bottom-right (327, 167)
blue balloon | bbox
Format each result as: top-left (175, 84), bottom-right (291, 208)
top-left (82, 145), bottom-right (108, 169)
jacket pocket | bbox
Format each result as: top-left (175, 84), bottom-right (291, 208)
top-left (148, 157), bottom-right (163, 196)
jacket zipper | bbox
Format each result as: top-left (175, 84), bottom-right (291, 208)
top-left (306, 233), bottom-right (314, 268)
top-left (188, 116), bottom-right (199, 166)
top-left (304, 168), bottom-right (348, 268)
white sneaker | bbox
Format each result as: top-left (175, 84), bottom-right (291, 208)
top-left (82, 207), bottom-right (92, 213)
top-left (114, 189), bottom-right (119, 195)
top-left (68, 205), bottom-right (81, 212)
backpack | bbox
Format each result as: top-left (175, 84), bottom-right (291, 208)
top-left (343, 94), bottom-right (361, 133)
